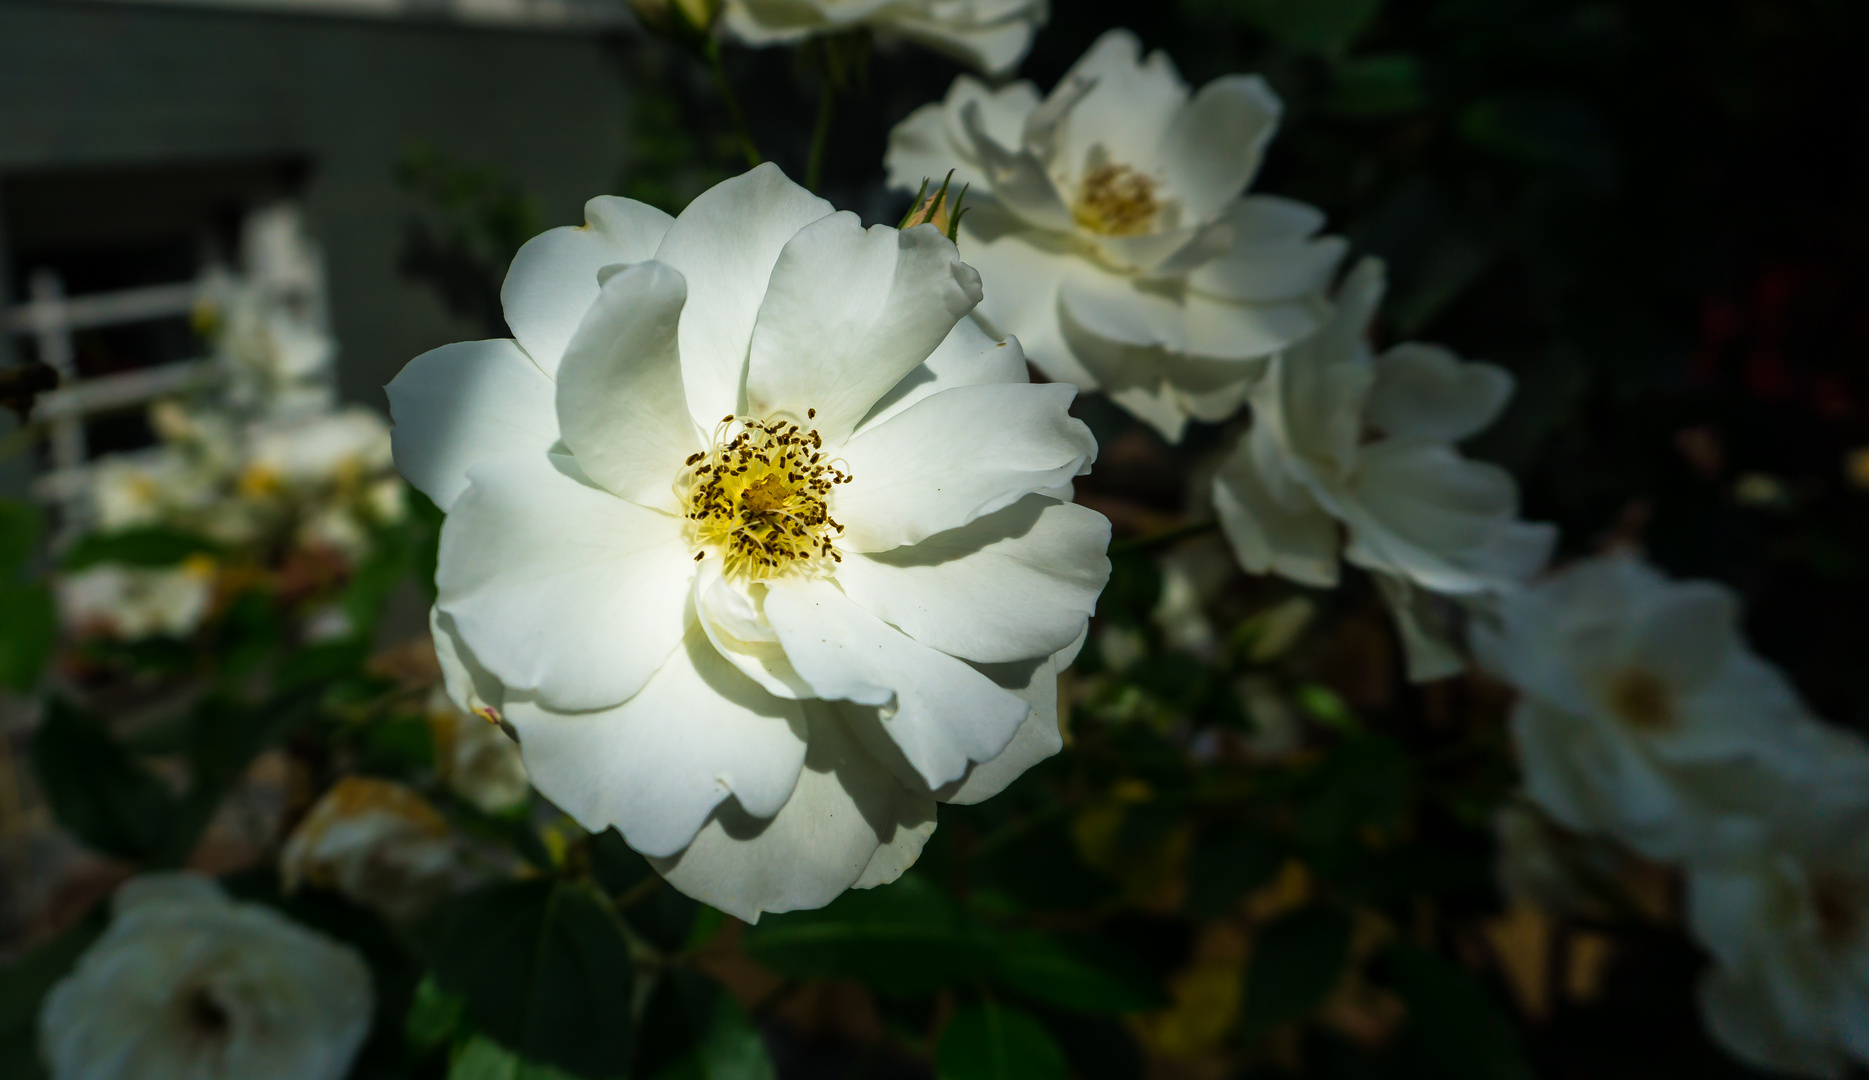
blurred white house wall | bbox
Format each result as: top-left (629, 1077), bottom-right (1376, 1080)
top-left (0, 0), bottom-right (634, 497)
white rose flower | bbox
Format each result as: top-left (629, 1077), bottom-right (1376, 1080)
top-left (57, 559), bottom-right (216, 640)
top-left (39, 872), bottom-right (372, 1080)
top-left (281, 777), bottom-right (465, 923)
top-left (1688, 805), bottom-right (1869, 1079)
top-left (885, 29), bottom-right (1346, 441)
top-left (1474, 553), bottom-right (1863, 862)
top-left (722, 0), bottom-right (1047, 78)
top-left (1213, 259), bottom-right (1556, 680)
top-left (389, 163), bottom-right (1109, 921)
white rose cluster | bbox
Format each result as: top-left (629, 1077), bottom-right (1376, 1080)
top-left (389, 163), bottom-right (1109, 921)
top-left (887, 29), bottom-right (1346, 442)
top-left (1478, 554), bottom-right (1869, 1077)
top-left (40, 873), bottom-right (373, 1080)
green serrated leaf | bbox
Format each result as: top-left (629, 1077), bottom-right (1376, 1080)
top-left (433, 880), bottom-right (636, 1079)
top-left (742, 873), bottom-right (992, 995)
top-left (1242, 906), bottom-right (1352, 1030)
top-left (993, 933), bottom-right (1163, 1014)
top-left (31, 700), bottom-right (178, 863)
top-left (937, 1001), bottom-right (1068, 1080)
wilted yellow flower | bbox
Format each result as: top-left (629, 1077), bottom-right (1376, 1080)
top-left (280, 777), bottom-right (461, 922)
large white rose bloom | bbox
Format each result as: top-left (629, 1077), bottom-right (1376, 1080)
top-left (39, 873), bottom-right (372, 1080)
top-left (1687, 806), bottom-right (1869, 1080)
top-left (388, 163), bottom-right (1109, 921)
top-left (1213, 259), bottom-right (1556, 680)
top-left (885, 29), bottom-right (1346, 441)
top-left (1473, 553), bottom-right (1865, 862)
top-left (722, 0), bottom-right (1046, 78)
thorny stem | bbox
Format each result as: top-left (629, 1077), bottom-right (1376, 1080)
top-left (1109, 518), bottom-right (1219, 557)
top-left (704, 37), bottom-right (763, 168)
top-left (806, 77), bottom-right (837, 193)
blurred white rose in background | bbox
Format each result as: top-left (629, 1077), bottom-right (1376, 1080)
top-left (391, 163), bottom-right (1108, 921)
top-left (39, 873), bottom-right (372, 1080)
top-left (1214, 259), bottom-right (1556, 681)
top-left (887, 29), bottom-right (1345, 441)
top-left (1475, 553), bottom-right (1867, 862)
top-left (1688, 806), bottom-right (1869, 1079)
top-left (724, 0), bottom-right (1047, 77)
top-left (56, 558), bottom-right (217, 641)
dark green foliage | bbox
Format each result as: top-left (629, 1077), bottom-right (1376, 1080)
top-left (0, 916), bottom-right (103, 1080)
top-left (637, 971), bottom-right (775, 1080)
top-left (743, 873), bottom-right (993, 996)
top-left (431, 880), bottom-right (637, 1079)
top-left (31, 700), bottom-right (178, 863)
top-left (938, 1001), bottom-right (1070, 1080)
top-left (60, 527), bottom-right (218, 570)
top-left (1384, 945), bottom-right (1534, 1080)
top-left (1242, 907), bottom-right (1354, 1030)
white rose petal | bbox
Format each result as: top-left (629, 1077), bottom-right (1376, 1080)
top-left (389, 164), bottom-right (1110, 920)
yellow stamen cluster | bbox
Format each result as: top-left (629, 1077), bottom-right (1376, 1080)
top-left (1074, 163), bottom-right (1162, 237)
top-left (681, 412), bottom-right (851, 581)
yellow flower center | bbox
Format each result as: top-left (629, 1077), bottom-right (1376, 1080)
top-left (681, 412), bottom-right (850, 582)
top-left (1074, 163), bottom-right (1161, 237)
top-left (1605, 668), bottom-right (1674, 731)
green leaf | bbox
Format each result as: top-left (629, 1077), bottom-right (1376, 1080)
top-left (31, 700), bottom-right (177, 863)
top-left (433, 880), bottom-right (636, 1079)
top-left (1385, 944), bottom-right (1533, 1080)
top-left (742, 873), bottom-right (992, 995)
top-left (1242, 906), bottom-right (1352, 1030)
top-left (638, 972), bottom-right (774, 1080)
top-left (937, 1001), bottom-right (1068, 1080)
top-left (450, 1033), bottom-right (583, 1080)
top-left (1458, 95), bottom-right (1618, 191)
top-left (406, 975), bottom-right (468, 1053)
top-left (0, 583), bottom-right (53, 693)
top-left (993, 934), bottom-right (1163, 1014)
top-left (0, 500), bottom-right (42, 576)
top-left (1326, 54), bottom-right (1427, 116)
top-left (60, 527), bottom-right (218, 570)
top-left (0, 914), bottom-right (104, 1080)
